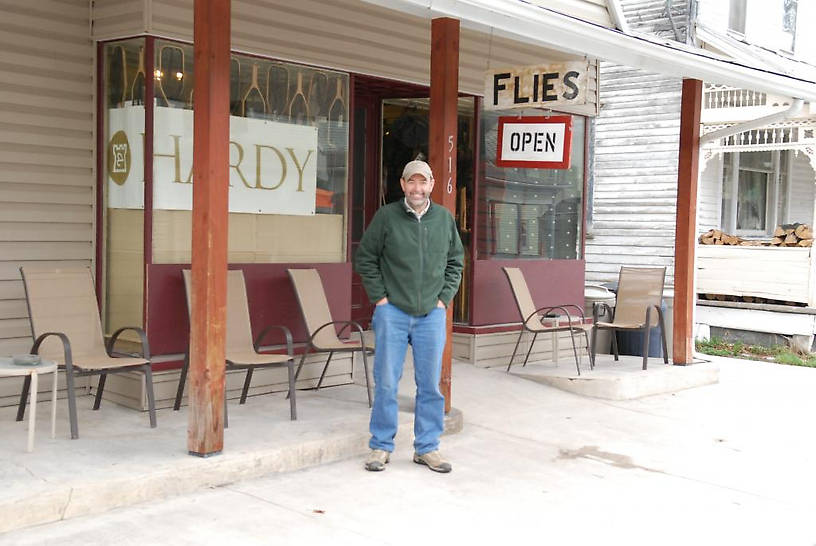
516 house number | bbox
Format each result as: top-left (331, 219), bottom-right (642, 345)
top-left (447, 135), bottom-right (454, 194)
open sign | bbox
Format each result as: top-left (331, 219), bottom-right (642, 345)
top-left (495, 116), bottom-right (572, 169)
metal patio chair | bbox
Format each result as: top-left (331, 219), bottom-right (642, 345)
top-left (287, 268), bottom-right (373, 407)
top-left (173, 270), bottom-right (297, 421)
top-left (591, 266), bottom-right (669, 370)
top-left (503, 267), bottom-right (591, 375)
top-left (16, 267), bottom-right (157, 439)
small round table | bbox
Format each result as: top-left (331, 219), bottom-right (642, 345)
top-left (0, 357), bottom-right (58, 452)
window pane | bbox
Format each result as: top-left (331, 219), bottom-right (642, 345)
top-left (136, 41), bottom-right (350, 264)
top-left (729, 0), bottom-right (747, 33)
top-left (103, 39), bottom-right (146, 337)
top-left (478, 109), bottom-right (585, 260)
top-left (736, 170), bottom-right (767, 231)
top-left (721, 153), bottom-right (734, 228)
top-left (739, 150), bottom-right (773, 171)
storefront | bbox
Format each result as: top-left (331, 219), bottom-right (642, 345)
top-left (87, 3), bottom-right (600, 408)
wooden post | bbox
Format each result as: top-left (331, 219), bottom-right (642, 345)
top-left (429, 17), bottom-right (459, 413)
top-left (188, 0), bottom-right (231, 456)
top-left (673, 79), bottom-right (702, 365)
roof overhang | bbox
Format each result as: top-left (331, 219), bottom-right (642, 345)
top-left (361, 0), bottom-right (816, 102)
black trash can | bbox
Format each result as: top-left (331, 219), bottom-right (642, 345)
top-left (602, 282), bottom-right (665, 358)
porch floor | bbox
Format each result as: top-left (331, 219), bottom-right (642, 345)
top-left (508, 353), bottom-right (719, 400)
top-left (1, 353), bottom-right (716, 533)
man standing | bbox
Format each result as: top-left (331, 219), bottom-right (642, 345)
top-left (354, 159), bottom-right (464, 473)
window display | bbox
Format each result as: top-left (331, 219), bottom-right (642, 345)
top-left (478, 109), bottom-right (585, 260)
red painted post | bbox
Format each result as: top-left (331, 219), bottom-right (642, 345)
top-left (673, 79), bottom-right (702, 365)
top-left (188, 0), bottom-right (231, 456)
top-left (429, 17), bottom-right (460, 413)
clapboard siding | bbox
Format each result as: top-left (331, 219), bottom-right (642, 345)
top-left (697, 154), bottom-right (723, 231)
top-left (788, 154), bottom-right (815, 226)
top-left (0, 0), bottom-right (94, 356)
top-left (585, 0), bottom-right (688, 286)
top-left (147, 0), bottom-right (598, 113)
top-left (91, 0), bottom-right (146, 39)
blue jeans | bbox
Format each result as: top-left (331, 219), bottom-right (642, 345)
top-left (369, 302), bottom-right (446, 455)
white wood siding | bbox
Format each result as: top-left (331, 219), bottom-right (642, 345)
top-left (788, 153), bottom-right (815, 226)
top-left (621, 0), bottom-right (689, 39)
top-left (586, 62), bottom-right (682, 286)
top-left (0, 0), bottom-right (94, 356)
top-left (585, 0), bottom-right (689, 287)
top-left (697, 154), bottom-right (723, 231)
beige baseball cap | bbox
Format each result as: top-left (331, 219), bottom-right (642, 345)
top-left (401, 160), bottom-right (433, 181)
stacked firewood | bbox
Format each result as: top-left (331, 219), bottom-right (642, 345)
top-left (770, 223), bottom-right (813, 247)
top-left (698, 224), bottom-right (814, 247)
top-left (698, 229), bottom-right (759, 246)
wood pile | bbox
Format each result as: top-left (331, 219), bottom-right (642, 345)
top-left (698, 224), bottom-right (814, 247)
top-left (770, 223), bottom-right (813, 247)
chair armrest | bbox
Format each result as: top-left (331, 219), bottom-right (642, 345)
top-left (107, 326), bottom-right (151, 360)
top-left (310, 320), bottom-right (371, 350)
top-left (524, 304), bottom-right (585, 328)
top-left (254, 324), bottom-right (294, 357)
top-left (31, 332), bottom-right (73, 366)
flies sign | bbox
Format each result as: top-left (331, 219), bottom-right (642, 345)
top-left (496, 116), bottom-right (572, 169)
top-left (485, 61), bottom-right (588, 111)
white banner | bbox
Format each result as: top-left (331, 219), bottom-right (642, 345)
top-left (107, 106), bottom-right (318, 215)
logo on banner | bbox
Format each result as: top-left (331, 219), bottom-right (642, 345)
top-left (107, 130), bottom-right (131, 186)
top-left (496, 116), bottom-right (572, 169)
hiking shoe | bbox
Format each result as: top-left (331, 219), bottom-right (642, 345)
top-left (412, 450), bottom-right (452, 473)
top-left (364, 449), bottom-right (390, 471)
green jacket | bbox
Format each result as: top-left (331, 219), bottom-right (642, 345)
top-left (354, 200), bottom-right (464, 316)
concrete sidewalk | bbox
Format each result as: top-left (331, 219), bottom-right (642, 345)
top-left (2, 354), bottom-right (814, 544)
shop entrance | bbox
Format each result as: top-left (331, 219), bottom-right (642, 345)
top-left (350, 77), bottom-right (474, 326)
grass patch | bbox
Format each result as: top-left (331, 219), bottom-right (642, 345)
top-left (696, 336), bottom-right (816, 368)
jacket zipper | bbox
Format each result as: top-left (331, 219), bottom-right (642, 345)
top-left (417, 215), bottom-right (423, 314)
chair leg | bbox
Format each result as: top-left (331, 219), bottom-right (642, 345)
top-left (657, 305), bottom-right (669, 364)
top-left (173, 352), bottom-right (190, 411)
top-left (567, 329), bottom-right (581, 376)
top-left (360, 349), bottom-right (372, 408)
top-left (611, 328), bottom-right (620, 361)
top-left (590, 325), bottom-right (598, 370)
top-left (316, 352), bottom-right (334, 390)
top-left (93, 373), bottom-right (107, 410)
top-left (143, 364), bottom-right (157, 428)
top-left (507, 329), bottom-right (525, 372)
top-left (583, 329), bottom-right (594, 370)
top-left (240, 368), bottom-right (254, 404)
top-left (294, 347), bottom-right (311, 382)
top-left (522, 333), bottom-right (537, 367)
top-left (65, 362), bottom-right (79, 439)
top-left (16, 374), bottom-right (31, 421)
top-left (642, 308), bottom-right (652, 370)
top-left (287, 361), bottom-right (297, 420)
top-left (224, 390), bottom-right (229, 429)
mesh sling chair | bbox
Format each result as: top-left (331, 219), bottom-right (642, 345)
top-left (591, 266), bottom-right (669, 371)
top-left (503, 267), bottom-right (592, 375)
top-left (173, 270), bottom-right (297, 421)
top-left (287, 268), bottom-right (373, 407)
top-left (16, 267), bottom-right (157, 439)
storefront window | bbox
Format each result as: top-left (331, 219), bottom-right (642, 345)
top-left (152, 41), bottom-right (348, 263)
top-left (477, 109), bottom-right (585, 260)
top-left (102, 38), bottom-right (146, 336)
top-left (104, 38), bottom-right (350, 265)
